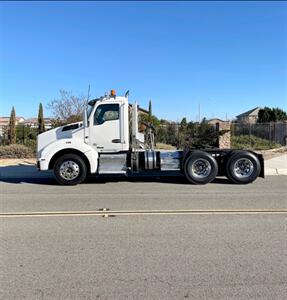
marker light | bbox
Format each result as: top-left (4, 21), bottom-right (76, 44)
top-left (110, 90), bottom-right (116, 97)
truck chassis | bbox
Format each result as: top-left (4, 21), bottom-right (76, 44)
top-left (37, 91), bottom-right (264, 185)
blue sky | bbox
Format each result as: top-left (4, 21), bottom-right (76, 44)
top-left (0, 1), bottom-right (286, 121)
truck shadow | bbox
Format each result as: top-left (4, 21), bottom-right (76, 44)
top-left (0, 165), bottom-right (55, 185)
top-left (0, 165), bottom-right (232, 185)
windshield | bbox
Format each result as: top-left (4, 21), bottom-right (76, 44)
top-left (87, 104), bottom-right (94, 119)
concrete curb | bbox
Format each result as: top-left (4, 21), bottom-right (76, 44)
top-left (264, 168), bottom-right (287, 176)
top-left (264, 154), bottom-right (287, 176)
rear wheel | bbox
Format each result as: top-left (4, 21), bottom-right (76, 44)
top-left (184, 151), bottom-right (218, 184)
top-left (54, 154), bottom-right (87, 185)
top-left (226, 151), bottom-right (261, 184)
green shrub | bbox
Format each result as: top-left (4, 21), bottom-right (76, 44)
top-left (0, 144), bottom-right (35, 158)
top-left (231, 135), bottom-right (281, 150)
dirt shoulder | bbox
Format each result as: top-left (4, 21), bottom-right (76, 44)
top-left (255, 146), bottom-right (287, 160)
top-left (0, 158), bottom-right (36, 166)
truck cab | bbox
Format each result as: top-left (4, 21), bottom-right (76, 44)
top-left (37, 90), bottom-right (264, 185)
top-left (86, 92), bottom-right (129, 153)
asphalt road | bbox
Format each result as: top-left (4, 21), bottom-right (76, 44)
top-left (0, 173), bottom-right (286, 213)
top-left (1, 175), bottom-right (286, 299)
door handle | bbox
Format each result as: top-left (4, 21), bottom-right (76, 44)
top-left (112, 139), bottom-right (121, 143)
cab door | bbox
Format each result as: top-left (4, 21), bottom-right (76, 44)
top-left (89, 103), bottom-right (122, 152)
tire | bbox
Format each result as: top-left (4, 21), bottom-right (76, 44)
top-left (53, 154), bottom-right (87, 185)
top-left (226, 151), bottom-right (261, 184)
top-left (184, 151), bottom-right (218, 185)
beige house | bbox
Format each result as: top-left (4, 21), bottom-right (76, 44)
top-left (236, 107), bottom-right (261, 123)
top-left (0, 116), bottom-right (25, 137)
top-left (207, 118), bottom-right (229, 126)
top-left (0, 116), bottom-right (53, 139)
top-left (23, 118), bottom-right (53, 129)
top-left (128, 104), bottom-right (149, 116)
top-left (0, 116), bottom-right (25, 126)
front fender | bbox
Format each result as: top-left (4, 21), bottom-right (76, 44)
top-left (39, 139), bottom-right (98, 173)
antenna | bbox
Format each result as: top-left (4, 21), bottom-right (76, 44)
top-left (87, 84), bottom-right (90, 102)
top-left (125, 90), bottom-right (130, 98)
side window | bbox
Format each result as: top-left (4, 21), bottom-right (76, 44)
top-left (94, 104), bottom-right (119, 125)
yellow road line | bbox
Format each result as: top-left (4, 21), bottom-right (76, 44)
top-left (0, 209), bottom-right (287, 218)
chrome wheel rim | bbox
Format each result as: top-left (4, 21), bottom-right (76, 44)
top-left (190, 159), bottom-right (212, 178)
top-left (234, 158), bottom-right (254, 178)
top-left (59, 160), bottom-right (80, 181)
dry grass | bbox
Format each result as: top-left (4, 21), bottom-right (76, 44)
top-left (155, 143), bottom-right (176, 150)
top-left (0, 144), bottom-right (35, 159)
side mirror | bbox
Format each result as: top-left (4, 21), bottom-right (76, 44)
top-left (83, 109), bottom-right (88, 127)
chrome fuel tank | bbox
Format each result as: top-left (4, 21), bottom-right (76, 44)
top-left (160, 151), bottom-right (182, 171)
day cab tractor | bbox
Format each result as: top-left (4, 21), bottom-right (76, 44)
top-left (37, 90), bottom-right (264, 185)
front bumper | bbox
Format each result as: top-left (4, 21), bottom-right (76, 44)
top-left (37, 159), bottom-right (49, 171)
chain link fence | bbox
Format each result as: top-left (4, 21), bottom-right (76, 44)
top-left (1, 121), bottom-right (286, 151)
top-left (155, 122), bottom-right (287, 149)
top-left (231, 122), bottom-right (287, 149)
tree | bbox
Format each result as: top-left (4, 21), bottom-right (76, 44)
top-left (165, 122), bottom-right (178, 146)
top-left (148, 100), bottom-right (152, 118)
top-left (38, 102), bottom-right (45, 134)
top-left (258, 107), bottom-right (287, 123)
top-left (180, 119), bottom-right (218, 149)
top-left (258, 108), bottom-right (270, 123)
top-left (178, 117), bottom-right (188, 148)
top-left (138, 112), bottom-right (161, 147)
top-left (156, 119), bottom-right (169, 144)
top-left (273, 108), bottom-right (287, 121)
top-left (139, 113), bottom-right (160, 128)
top-left (8, 106), bottom-right (16, 144)
top-left (47, 90), bottom-right (87, 124)
top-left (180, 117), bottom-right (187, 127)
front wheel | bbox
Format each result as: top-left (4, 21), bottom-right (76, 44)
top-left (184, 151), bottom-right (218, 185)
top-left (54, 154), bottom-right (87, 185)
top-left (226, 151), bottom-right (261, 184)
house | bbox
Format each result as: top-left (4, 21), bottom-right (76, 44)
top-left (23, 117), bottom-right (38, 127)
top-left (128, 104), bottom-right (149, 116)
top-left (207, 118), bottom-right (229, 126)
top-left (0, 116), bottom-right (25, 126)
top-left (0, 116), bottom-right (26, 137)
top-left (23, 118), bottom-right (53, 129)
top-left (236, 107), bottom-right (261, 123)
top-left (0, 117), bottom-right (10, 138)
top-left (0, 116), bottom-right (53, 139)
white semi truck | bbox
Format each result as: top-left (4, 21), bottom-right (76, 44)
top-left (37, 90), bottom-right (264, 185)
